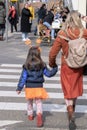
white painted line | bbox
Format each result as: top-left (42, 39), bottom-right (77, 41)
top-left (0, 120), bottom-right (23, 127)
top-left (0, 64), bottom-right (61, 69)
top-left (0, 64), bottom-right (60, 67)
top-left (0, 91), bottom-right (87, 100)
top-left (0, 102), bottom-right (87, 113)
top-left (0, 64), bottom-right (22, 67)
top-left (0, 82), bottom-right (87, 89)
top-left (0, 74), bottom-right (87, 82)
top-left (0, 69), bottom-right (21, 73)
top-left (0, 68), bottom-right (60, 74)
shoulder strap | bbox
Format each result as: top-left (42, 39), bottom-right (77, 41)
top-left (58, 35), bottom-right (70, 41)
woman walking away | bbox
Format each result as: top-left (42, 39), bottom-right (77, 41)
top-left (49, 10), bottom-right (87, 130)
top-left (16, 46), bottom-right (57, 127)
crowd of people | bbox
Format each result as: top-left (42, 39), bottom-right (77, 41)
top-left (1, 1), bottom-right (87, 130)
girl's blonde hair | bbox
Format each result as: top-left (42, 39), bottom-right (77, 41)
top-left (62, 10), bottom-right (84, 32)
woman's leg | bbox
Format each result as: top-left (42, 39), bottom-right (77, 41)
top-left (65, 98), bottom-right (77, 129)
top-left (22, 32), bottom-right (26, 41)
top-left (65, 98), bottom-right (77, 111)
top-left (11, 24), bottom-right (13, 33)
top-left (35, 98), bottom-right (43, 127)
top-left (14, 24), bottom-right (17, 32)
top-left (51, 29), bottom-right (55, 39)
top-left (25, 33), bottom-right (29, 39)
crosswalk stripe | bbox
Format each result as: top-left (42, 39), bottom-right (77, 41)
top-left (0, 69), bottom-right (21, 73)
top-left (0, 120), bottom-right (23, 127)
top-left (0, 82), bottom-right (87, 89)
top-left (0, 64), bottom-right (61, 68)
top-left (0, 102), bottom-right (87, 113)
top-left (0, 68), bottom-right (60, 73)
top-left (0, 91), bottom-right (87, 100)
top-left (0, 74), bottom-right (87, 81)
top-left (0, 64), bottom-right (22, 67)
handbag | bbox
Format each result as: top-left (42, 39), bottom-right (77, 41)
top-left (8, 16), bottom-right (12, 22)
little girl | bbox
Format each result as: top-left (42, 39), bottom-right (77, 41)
top-left (16, 46), bottom-right (57, 127)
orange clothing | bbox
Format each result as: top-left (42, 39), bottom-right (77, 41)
top-left (49, 28), bottom-right (87, 99)
top-left (25, 88), bottom-right (48, 100)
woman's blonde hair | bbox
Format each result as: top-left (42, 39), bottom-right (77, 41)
top-left (62, 10), bottom-right (84, 31)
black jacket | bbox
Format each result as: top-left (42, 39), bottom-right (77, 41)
top-left (43, 10), bottom-right (54, 25)
top-left (38, 7), bottom-right (47, 20)
top-left (21, 8), bottom-right (32, 32)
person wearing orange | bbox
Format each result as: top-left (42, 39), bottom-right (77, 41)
top-left (49, 10), bottom-right (87, 130)
top-left (16, 46), bottom-right (57, 127)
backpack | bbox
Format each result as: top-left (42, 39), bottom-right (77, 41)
top-left (59, 34), bottom-right (87, 68)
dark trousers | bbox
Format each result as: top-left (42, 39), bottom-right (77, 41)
top-left (11, 24), bottom-right (17, 33)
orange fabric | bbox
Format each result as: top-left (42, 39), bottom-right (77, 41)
top-left (25, 88), bottom-right (49, 100)
top-left (61, 64), bottom-right (83, 99)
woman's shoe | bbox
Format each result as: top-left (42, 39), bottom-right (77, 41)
top-left (69, 120), bottom-right (76, 130)
top-left (37, 113), bottom-right (43, 127)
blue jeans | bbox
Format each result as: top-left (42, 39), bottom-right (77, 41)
top-left (43, 22), bottom-right (55, 39)
top-left (22, 32), bottom-right (28, 40)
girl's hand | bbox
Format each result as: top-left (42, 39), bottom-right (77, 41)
top-left (16, 91), bottom-right (21, 94)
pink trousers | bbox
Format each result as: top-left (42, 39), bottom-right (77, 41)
top-left (27, 98), bottom-right (42, 116)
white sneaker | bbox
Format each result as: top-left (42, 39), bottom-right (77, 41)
top-left (26, 38), bottom-right (30, 41)
top-left (22, 38), bottom-right (26, 41)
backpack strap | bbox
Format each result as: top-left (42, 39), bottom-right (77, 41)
top-left (58, 29), bottom-right (83, 41)
top-left (58, 35), bottom-right (70, 41)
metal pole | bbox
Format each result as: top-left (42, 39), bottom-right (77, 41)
top-left (6, 0), bottom-right (9, 42)
top-left (86, 0), bottom-right (87, 29)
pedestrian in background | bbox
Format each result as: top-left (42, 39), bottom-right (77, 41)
top-left (0, 1), bottom-right (6, 40)
top-left (49, 10), bottom-right (87, 130)
top-left (43, 8), bottom-right (54, 40)
top-left (34, 3), bottom-right (47, 35)
top-left (28, 2), bottom-right (35, 32)
top-left (8, 5), bottom-right (18, 33)
top-left (20, 3), bottom-right (32, 41)
top-left (16, 46), bottom-right (57, 127)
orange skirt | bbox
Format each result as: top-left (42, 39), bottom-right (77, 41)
top-left (25, 87), bottom-right (49, 100)
top-left (61, 64), bottom-right (83, 99)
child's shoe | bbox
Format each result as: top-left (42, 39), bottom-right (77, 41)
top-left (28, 115), bottom-right (34, 121)
top-left (37, 113), bottom-right (43, 127)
